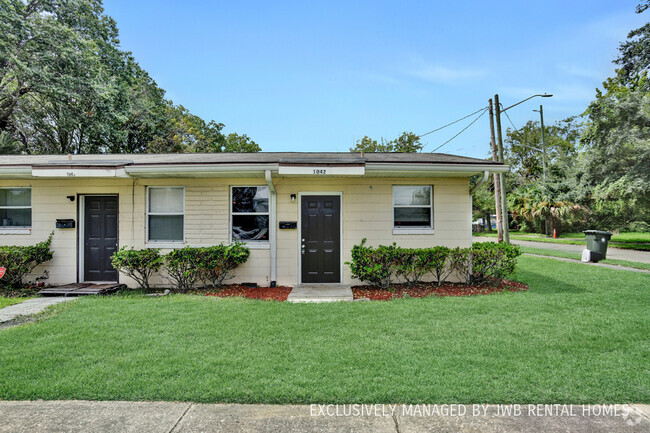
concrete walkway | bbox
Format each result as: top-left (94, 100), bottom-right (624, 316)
top-left (0, 297), bottom-right (74, 324)
top-left (287, 284), bottom-right (354, 302)
top-left (525, 253), bottom-right (650, 273)
top-left (0, 401), bottom-right (648, 432)
top-left (474, 237), bottom-right (650, 264)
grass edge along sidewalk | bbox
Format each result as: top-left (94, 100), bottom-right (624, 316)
top-left (518, 246), bottom-right (650, 271)
top-left (0, 255), bottom-right (648, 404)
top-left (474, 231), bottom-right (650, 251)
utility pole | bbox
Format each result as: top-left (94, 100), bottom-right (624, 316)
top-left (488, 99), bottom-right (503, 242)
top-left (494, 94), bottom-right (510, 244)
top-left (534, 104), bottom-right (547, 180)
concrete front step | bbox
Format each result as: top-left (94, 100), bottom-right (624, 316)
top-left (287, 284), bottom-right (354, 303)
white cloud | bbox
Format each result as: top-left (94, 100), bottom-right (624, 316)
top-left (406, 64), bottom-right (486, 83)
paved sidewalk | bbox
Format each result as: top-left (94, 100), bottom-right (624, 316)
top-left (474, 237), bottom-right (650, 263)
top-left (0, 401), bottom-right (648, 433)
top-left (0, 297), bottom-right (74, 324)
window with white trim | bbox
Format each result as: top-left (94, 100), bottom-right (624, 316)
top-left (0, 188), bottom-right (32, 228)
top-left (392, 185), bottom-right (433, 229)
top-left (231, 186), bottom-right (269, 242)
top-left (147, 187), bottom-right (184, 242)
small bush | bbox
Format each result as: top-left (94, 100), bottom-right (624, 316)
top-left (0, 232), bottom-right (54, 288)
top-left (164, 243), bottom-right (251, 292)
top-left (197, 242), bottom-right (250, 288)
top-left (111, 247), bottom-right (163, 290)
top-left (429, 246), bottom-right (453, 286)
top-left (347, 239), bottom-right (397, 289)
top-left (451, 242), bottom-right (521, 286)
top-left (394, 247), bottom-right (450, 286)
top-left (163, 246), bottom-right (203, 292)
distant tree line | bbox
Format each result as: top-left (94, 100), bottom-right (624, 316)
top-left (473, 2), bottom-right (650, 233)
top-left (0, 0), bottom-right (259, 154)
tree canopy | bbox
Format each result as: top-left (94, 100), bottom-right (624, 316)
top-left (0, 0), bottom-right (259, 154)
top-left (473, 2), bottom-right (650, 233)
top-left (350, 132), bottom-right (423, 153)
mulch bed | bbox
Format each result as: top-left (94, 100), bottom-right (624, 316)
top-left (204, 285), bottom-right (293, 301)
top-left (199, 280), bottom-right (528, 302)
top-left (352, 279), bottom-right (529, 301)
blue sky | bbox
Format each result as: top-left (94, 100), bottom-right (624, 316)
top-left (103, 1), bottom-right (646, 158)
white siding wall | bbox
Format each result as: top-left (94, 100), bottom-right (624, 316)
top-left (0, 176), bottom-right (470, 287)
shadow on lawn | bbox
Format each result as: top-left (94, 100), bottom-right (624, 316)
top-left (514, 268), bottom-right (586, 294)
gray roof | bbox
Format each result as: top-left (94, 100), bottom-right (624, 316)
top-left (0, 152), bottom-right (501, 167)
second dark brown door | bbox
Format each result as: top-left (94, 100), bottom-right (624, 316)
top-left (84, 196), bottom-right (119, 282)
top-left (301, 195), bottom-right (340, 283)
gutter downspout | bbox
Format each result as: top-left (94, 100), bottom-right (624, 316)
top-left (469, 171), bottom-right (490, 244)
top-left (265, 170), bottom-right (277, 287)
top-left (470, 170), bottom-right (490, 195)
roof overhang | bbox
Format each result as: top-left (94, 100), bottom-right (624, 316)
top-left (0, 161), bottom-right (509, 179)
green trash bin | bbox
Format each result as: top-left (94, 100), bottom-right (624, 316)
top-left (584, 230), bottom-right (613, 259)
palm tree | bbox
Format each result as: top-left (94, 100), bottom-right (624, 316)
top-left (510, 188), bottom-right (588, 235)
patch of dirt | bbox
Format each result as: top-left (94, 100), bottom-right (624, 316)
top-left (0, 315), bottom-right (37, 330)
top-left (352, 280), bottom-right (529, 301)
top-left (204, 285), bottom-right (293, 302)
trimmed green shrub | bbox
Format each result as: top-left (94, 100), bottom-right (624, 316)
top-left (164, 246), bottom-right (203, 292)
top-left (197, 242), bottom-right (250, 287)
top-left (164, 243), bottom-right (251, 292)
top-left (394, 248), bottom-right (437, 286)
top-left (451, 242), bottom-right (521, 286)
top-left (347, 239), bottom-right (397, 289)
top-left (429, 246), bottom-right (453, 286)
top-left (111, 247), bottom-right (163, 290)
top-left (0, 232), bottom-right (54, 288)
top-left (349, 241), bottom-right (520, 289)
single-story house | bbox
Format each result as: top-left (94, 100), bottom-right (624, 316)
top-left (0, 152), bottom-right (507, 287)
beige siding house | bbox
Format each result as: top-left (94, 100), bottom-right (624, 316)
top-left (0, 153), bottom-right (507, 288)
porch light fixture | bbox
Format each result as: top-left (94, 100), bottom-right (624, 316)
top-left (66, 195), bottom-right (75, 202)
top-left (290, 194), bottom-right (296, 202)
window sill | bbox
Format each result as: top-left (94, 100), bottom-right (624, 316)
top-left (243, 242), bottom-right (270, 250)
top-left (393, 228), bottom-right (435, 235)
top-left (145, 242), bottom-right (185, 249)
top-left (0, 228), bottom-right (31, 235)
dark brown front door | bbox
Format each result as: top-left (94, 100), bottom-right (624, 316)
top-left (84, 196), bottom-right (118, 282)
top-left (301, 195), bottom-right (340, 283)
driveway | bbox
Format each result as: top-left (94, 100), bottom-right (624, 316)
top-left (473, 237), bottom-right (650, 264)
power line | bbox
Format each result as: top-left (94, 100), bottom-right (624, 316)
top-left (502, 109), bottom-right (519, 133)
top-left (428, 107), bottom-right (489, 153)
top-left (418, 106), bottom-right (488, 138)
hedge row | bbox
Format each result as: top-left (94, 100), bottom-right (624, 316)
top-left (0, 233), bottom-right (54, 288)
top-left (111, 242), bottom-right (250, 292)
top-left (348, 239), bottom-right (520, 289)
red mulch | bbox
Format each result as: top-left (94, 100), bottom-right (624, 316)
top-left (352, 279), bottom-right (528, 301)
top-left (205, 285), bottom-right (292, 301)
top-left (202, 280), bottom-right (528, 302)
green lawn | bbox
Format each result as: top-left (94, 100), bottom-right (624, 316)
top-left (474, 231), bottom-right (650, 250)
top-left (0, 297), bottom-right (32, 309)
top-left (519, 246), bottom-right (650, 271)
top-left (0, 256), bottom-right (648, 404)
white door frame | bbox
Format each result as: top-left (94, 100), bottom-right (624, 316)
top-left (297, 192), bottom-right (343, 285)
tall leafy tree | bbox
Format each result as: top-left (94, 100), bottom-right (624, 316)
top-left (350, 132), bottom-right (423, 153)
top-left (0, 0), bottom-right (259, 154)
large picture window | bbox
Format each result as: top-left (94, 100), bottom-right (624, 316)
top-left (147, 187), bottom-right (184, 242)
top-left (0, 188), bottom-right (31, 228)
top-left (393, 185), bottom-right (433, 229)
top-left (231, 186), bottom-right (269, 242)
